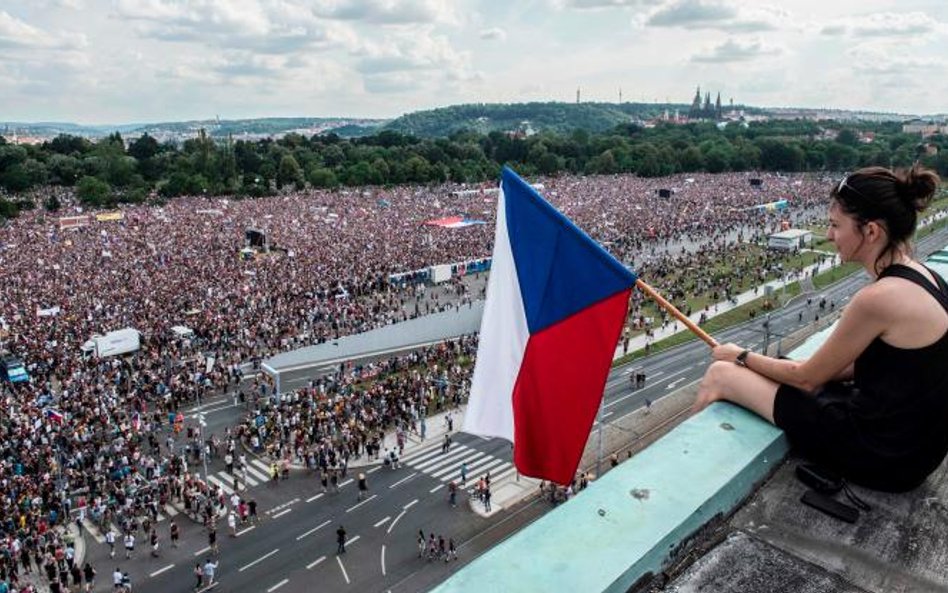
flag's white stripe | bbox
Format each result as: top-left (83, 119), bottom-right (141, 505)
top-left (464, 181), bottom-right (528, 443)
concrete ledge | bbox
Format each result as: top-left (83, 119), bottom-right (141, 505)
top-left (432, 403), bottom-right (788, 593)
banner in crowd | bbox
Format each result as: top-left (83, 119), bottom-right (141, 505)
top-left (96, 211), bottom-right (124, 222)
top-left (751, 199), bottom-right (789, 211)
top-left (58, 215), bottom-right (90, 230)
top-left (464, 167), bottom-right (637, 485)
top-left (424, 216), bottom-right (487, 229)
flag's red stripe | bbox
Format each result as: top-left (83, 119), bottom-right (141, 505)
top-left (511, 289), bottom-right (631, 484)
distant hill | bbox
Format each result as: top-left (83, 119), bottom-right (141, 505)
top-left (382, 102), bottom-right (697, 136)
top-left (1, 117), bottom-right (386, 140)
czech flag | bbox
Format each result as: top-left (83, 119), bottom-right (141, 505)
top-left (464, 167), bottom-right (637, 485)
top-left (45, 408), bottom-right (64, 424)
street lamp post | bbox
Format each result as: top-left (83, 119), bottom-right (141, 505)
top-left (197, 411), bottom-right (208, 483)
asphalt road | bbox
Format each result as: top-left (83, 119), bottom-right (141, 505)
top-left (97, 225), bottom-right (948, 593)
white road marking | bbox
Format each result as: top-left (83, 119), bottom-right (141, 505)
top-left (373, 516), bottom-right (390, 528)
top-left (238, 548), bottom-right (279, 572)
top-left (149, 564), bottom-right (174, 578)
top-left (414, 448), bottom-right (471, 472)
top-left (666, 377), bottom-right (687, 389)
top-left (387, 510), bottom-right (406, 534)
top-left (296, 520), bottom-right (331, 541)
top-left (267, 579), bottom-right (288, 592)
top-left (399, 446), bottom-right (445, 466)
top-left (346, 494), bottom-right (377, 513)
top-left (193, 546), bottom-right (210, 557)
top-left (429, 451), bottom-right (485, 479)
top-left (367, 466), bottom-right (381, 474)
top-left (389, 472), bottom-right (418, 489)
top-left (306, 556), bottom-right (326, 570)
top-left (429, 484), bottom-right (444, 493)
top-left (381, 544), bottom-right (387, 576)
top-left (337, 556), bottom-right (350, 584)
top-left (271, 508), bottom-right (292, 520)
top-left (306, 493), bottom-right (324, 503)
top-left (403, 499), bottom-right (418, 510)
top-left (236, 525), bottom-right (256, 537)
top-left (347, 535), bottom-right (361, 547)
top-left (339, 478), bottom-right (353, 488)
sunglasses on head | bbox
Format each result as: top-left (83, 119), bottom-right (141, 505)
top-left (837, 175), bottom-right (867, 199)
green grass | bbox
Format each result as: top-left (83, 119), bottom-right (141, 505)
top-left (812, 263), bottom-right (862, 289)
top-left (627, 244), bottom-right (822, 342)
top-left (613, 282), bottom-right (801, 366)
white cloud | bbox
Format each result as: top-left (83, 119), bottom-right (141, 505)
top-left (317, 0), bottom-right (459, 25)
top-left (646, 0), bottom-right (735, 27)
top-left (355, 31), bottom-right (470, 74)
top-left (480, 27), bottom-right (506, 40)
top-left (113, 0), bottom-right (353, 53)
top-left (690, 37), bottom-right (781, 62)
top-left (819, 12), bottom-right (943, 37)
top-left (847, 42), bottom-right (946, 73)
top-left (644, 1), bottom-right (790, 32)
top-left (565, 0), bottom-right (656, 8)
top-left (0, 9), bottom-right (86, 49)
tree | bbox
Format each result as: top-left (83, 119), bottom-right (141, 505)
top-left (277, 154), bottom-right (304, 190)
top-left (47, 154), bottom-right (82, 185)
top-left (47, 134), bottom-right (91, 155)
top-left (403, 156), bottom-right (432, 183)
top-left (159, 172), bottom-right (189, 198)
top-left (0, 145), bottom-right (28, 171)
top-left (306, 166), bottom-right (338, 188)
top-left (703, 147), bottom-right (731, 173)
top-left (835, 129), bottom-right (860, 147)
top-left (755, 138), bottom-right (804, 171)
top-left (127, 134), bottom-right (160, 161)
top-left (678, 146), bottom-right (705, 172)
top-left (76, 176), bottom-right (112, 206)
top-left (823, 142), bottom-right (858, 170)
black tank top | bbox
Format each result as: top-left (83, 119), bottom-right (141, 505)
top-left (851, 264), bottom-right (948, 488)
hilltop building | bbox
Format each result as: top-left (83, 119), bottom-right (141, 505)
top-left (689, 86), bottom-right (724, 120)
top-left (902, 118), bottom-right (948, 138)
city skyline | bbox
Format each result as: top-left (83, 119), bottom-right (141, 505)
top-left (1, 0), bottom-right (946, 125)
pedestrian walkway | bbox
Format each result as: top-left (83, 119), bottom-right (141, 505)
top-left (343, 405), bottom-right (466, 470)
top-left (81, 502), bottom-right (183, 544)
top-left (206, 458), bottom-right (273, 495)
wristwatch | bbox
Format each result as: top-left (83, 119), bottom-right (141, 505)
top-left (735, 349), bottom-right (751, 367)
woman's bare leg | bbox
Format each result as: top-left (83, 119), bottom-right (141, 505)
top-left (694, 361), bottom-right (781, 424)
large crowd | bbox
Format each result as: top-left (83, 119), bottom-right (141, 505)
top-left (0, 170), bottom-right (839, 591)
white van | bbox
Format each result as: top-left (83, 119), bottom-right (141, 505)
top-left (82, 328), bottom-right (141, 358)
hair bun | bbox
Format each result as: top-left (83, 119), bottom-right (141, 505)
top-left (897, 164), bottom-right (939, 212)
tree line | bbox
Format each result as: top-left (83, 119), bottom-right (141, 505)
top-left (0, 119), bottom-right (945, 217)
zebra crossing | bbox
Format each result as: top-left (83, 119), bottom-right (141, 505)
top-left (80, 459), bottom-right (273, 544)
top-left (81, 503), bottom-right (182, 544)
top-left (398, 443), bottom-right (519, 488)
top-left (205, 458), bottom-right (273, 496)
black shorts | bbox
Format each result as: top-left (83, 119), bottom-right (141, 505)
top-left (773, 382), bottom-right (928, 492)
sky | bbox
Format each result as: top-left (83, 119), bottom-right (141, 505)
top-left (0, 0), bottom-right (946, 124)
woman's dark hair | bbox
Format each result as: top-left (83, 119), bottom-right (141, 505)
top-left (831, 164), bottom-right (940, 273)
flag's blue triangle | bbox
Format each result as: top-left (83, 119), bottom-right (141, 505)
top-left (502, 167), bottom-right (637, 334)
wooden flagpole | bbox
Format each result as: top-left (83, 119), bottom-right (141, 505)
top-left (635, 278), bottom-right (719, 348)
